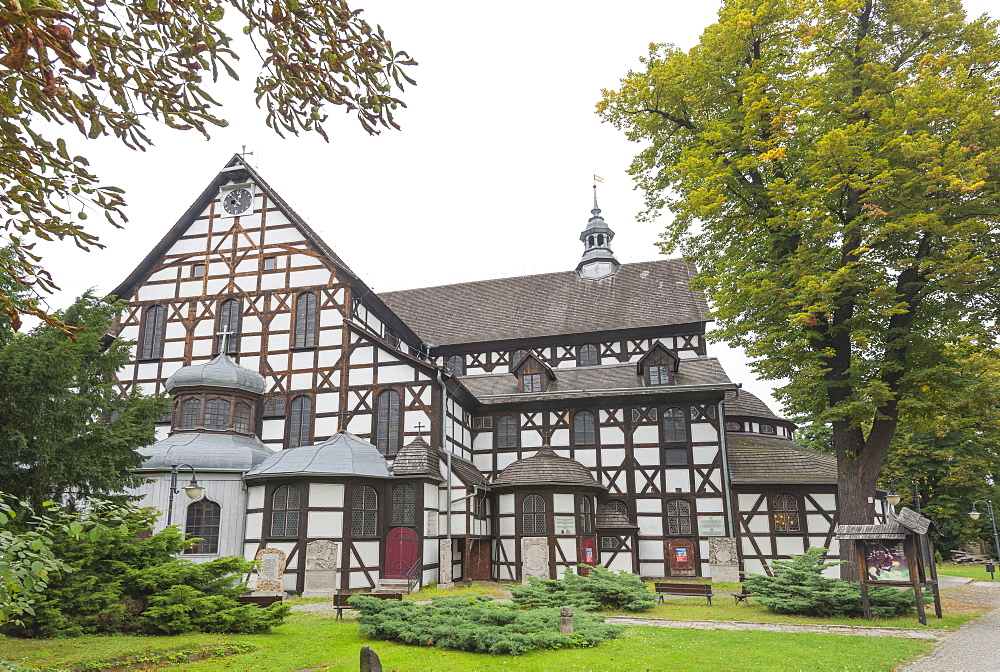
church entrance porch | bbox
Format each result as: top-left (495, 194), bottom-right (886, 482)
top-left (385, 527), bottom-right (418, 579)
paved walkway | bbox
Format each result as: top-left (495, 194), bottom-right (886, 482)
top-left (604, 615), bottom-right (948, 640)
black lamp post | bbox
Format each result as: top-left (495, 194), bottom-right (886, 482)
top-left (969, 500), bottom-right (1000, 564)
top-left (166, 463), bottom-right (204, 525)
top-left (885, 477), bottom-right (921, 514)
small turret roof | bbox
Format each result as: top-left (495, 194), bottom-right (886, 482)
top-left (493, 446), bottom-right (605, 489)
top-left (392, 436), bottom-right (443, 479)
top-left (165, 353), bottom-right (267, 395)
top-left (245, 431), bottom-right (391, 479)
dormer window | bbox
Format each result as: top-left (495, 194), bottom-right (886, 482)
top-left (636, 343), bottom-right (679, 387)
top-left (522, 373), bottom-right (541, 393)
top-left (510, 351), bottom-right (555, 394)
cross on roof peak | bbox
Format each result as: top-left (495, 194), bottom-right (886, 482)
top-left (216, 327), bottom-right (236, 355)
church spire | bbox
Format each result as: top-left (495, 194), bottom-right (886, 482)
top-left (576, 183), bottom-right (620, 279)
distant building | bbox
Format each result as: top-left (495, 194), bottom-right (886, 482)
top-left (117, 156), bottom-right (839, 593)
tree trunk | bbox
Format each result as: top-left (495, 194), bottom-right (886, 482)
top-left (834, 425), bottom-right (883, 582)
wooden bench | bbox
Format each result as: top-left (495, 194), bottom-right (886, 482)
top-left (731, 586), bottom-right (752, 605)
top-left (654, 582), bottom-right (713, 606)
top-left (333, 592), bottom-right (403, 619)
top-left (236, 594), bottom-right (284, 608)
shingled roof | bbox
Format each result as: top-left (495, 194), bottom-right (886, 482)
top-left (493, 447), bottom-right (605, 489)
top-left (726, 435), bottom-right (837, 485)
top-left (597, 505), bottom-right (636, 529)
top-left (438, 450), bottom-right (487, 487)
top-left (391, 436), bottom-right (442, 480)
top-left (459, 358), bottom-right (733, 404)
top-left (380, 259), bottom-right (709, 346)
top-left (724, 391), bottom-right (780, 420)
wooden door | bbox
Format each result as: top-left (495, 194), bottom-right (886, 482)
top-left (385, 527), bottom-right (419, 579)
top-left (466, 539), bottom-right (492, 581)
top-left (667, 538), bottom-right (696, 577)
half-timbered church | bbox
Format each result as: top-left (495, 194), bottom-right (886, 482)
top-left (115, 155), bottom-right (839, 595)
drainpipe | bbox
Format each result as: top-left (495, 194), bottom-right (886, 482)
top-left (436, 365), bottom-right (453, 551)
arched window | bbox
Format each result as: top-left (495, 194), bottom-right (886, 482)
top-left (606, 499), bottom-right (629, 519)
top-left (662, 407), bottom-right (686, 443)
top-left (288, 395), bottom-right (312, 448)
top-left (573, 410), bottom-right (596, 445)
top-left (773, 494), bottom-right (800, 532)
top-left (294, 291), bottom-right (317, 348)
top-left (204, 397), bottom-right (230, 430)
top-left (139, 305), bottom-right (165, 359)
top-left (522, 494), bottom-right (546, 535)
top-left (184, 500), bottom-right (221, 554)
top-left (578, 344), bottom-right (600, 367)
top-left (352, 485), bottom-right (378, 536)
top-left (180, 398), bottom-right (202, 429)
top-left (445, 355), bottom-right (465, 376)
top-left (510, 349), bottom-right (527, 367)
top-left (233, 402), bottom-right (251, 433)
top-left (666, 499), bottom-right (692, 535)
top-left (217, 298), bottom-right (241, 354)
top-left (391, 483), bottom-right (415, 525)
top-left (263, 395), bottom-right (286, 417)
top-left (497, 414), bottom-right (518, 449)
top-left (270, 485), bottom-right (300, 537)
top-left (579, 497), bottom-right (594, 535)
top-left (375, 389), bottom-right (401, 455)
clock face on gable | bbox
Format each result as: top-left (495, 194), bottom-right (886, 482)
top-left (222, 188), bottom-right (253, 216)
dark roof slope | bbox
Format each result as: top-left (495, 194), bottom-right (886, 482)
top-left (725, 391), bottom-right (780, 420)
top-left (493, 447), bottom-right (605, 488)
top-left (438, 450), bottom-right (487, 487)
top-left (726, 435), bottom-right (837, 484)
top-left (380, 259), bottom-right (709, 346)
top-left (459, 358), bottom-right (732, 403)
top-left (392, 437), bottom-right (442, 479)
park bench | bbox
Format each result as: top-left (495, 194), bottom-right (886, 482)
top-left (236, 594), bottom-right (284, 608)
top-left (333, 592), bottom-right (403, 619)
top-left (654, 582), bottom-right (713, 606)
top-left (730, 585), bottom-right (752, 605)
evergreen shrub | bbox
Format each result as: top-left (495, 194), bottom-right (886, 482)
top-left (508, 565), bottom-right (656, 612)
top-left (744, 547), bottom-right (917, 618)
top-left (1, 507), bottom-right (289, 637)
top-left (350, 594), bottom-right (621, 655)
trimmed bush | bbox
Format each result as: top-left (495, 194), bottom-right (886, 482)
top-left (509, 565), bottom-right (656, 612)
top-left (745, 547), bottom-right (918, 618)
top-left (351, 594), bottom-right (621, 655)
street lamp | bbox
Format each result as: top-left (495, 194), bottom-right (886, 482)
top-left (885, 477), bottom-right (921, 513)
top-left (968, 500), bottom-right (1000, 564)
top-left (166, 463), bottom-right (204, 525)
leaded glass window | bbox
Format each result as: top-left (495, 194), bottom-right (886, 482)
top-left (391, 483), bottom-right (415, 525)
top-left (647, 364), bottom-right (673, 386)
top-left (522, 373), bottom-right (541, 393)
top-left (352, 486), bottom-right (378, 537)
top-left (606, 499), bottom-right (628, 518)
top-left (578, 344), bottom-right (600, 367)
top-left (497, 415), bottom-right (518, 448)
top-left (263, 395), bottom-right (286, 417)
top-left (216, 298), bottom-right (241, 354)
top-left (204, 397), bottom-right (230, 430)
top-left (773, 494), bottom-right (800, 532)
top-left (270, 485), bottom-right (300, 537)
top-left (664, 447), bottom-right (687, 465)
top-left (294, 291), bottom-right (317, 348)
top-left (666, 499), bottom-right (692, 535)
top-left (510, 349), bottom-right (527, 367)
top-left (522, 494), bottom-right (546, 535)
top-left (140, 305), bottom-right (165, 359)
top-left (574, 410), bottom-right (596, 445)
top-left (233, 402), bottom-right (251, 434)
top-left (184, 500), bottom-right (221, 554)
top-left (180, 398), bottom-right (201, 429)
top-left (445, 355), bottom-right (464, 375)
top-left (579, 497), bottom-right (594, 534)
top-left (662, 407), bottom-right (686, 442)
top-left (375, 389), bottom-right (401, 455)
top-left (288, 396), bottom-right (312, 448)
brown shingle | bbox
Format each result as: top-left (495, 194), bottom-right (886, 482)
top-left (493, 447), bottom-right (605, 488)
top-left (438, 450), bottom-right (487, 487)
top-left (381, 259), bottom-right (709, 346)
top-left (391, 436), bottom-right (442, 479)
top-left (727, 434), bottom-right (837, 484)
top-left (596, 506), bottom-right (636, 529)
top-left (725, 391), bottom-right (780, 420)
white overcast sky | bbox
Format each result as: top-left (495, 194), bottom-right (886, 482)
top-left (39, 0), bottom-right (996, 415)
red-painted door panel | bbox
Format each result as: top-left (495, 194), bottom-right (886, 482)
top-left (385, 527), bottom-right (419, 579)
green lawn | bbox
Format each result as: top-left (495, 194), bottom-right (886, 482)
top-left (935, 563), bottom-right (1000, 582)
top-left (1, 612), bottom-right (934, 672)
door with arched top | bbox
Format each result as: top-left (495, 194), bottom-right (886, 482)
top-left (667, 538), bottom-right (697, 576)
top-left (385, 527), bottom-right (419, 579)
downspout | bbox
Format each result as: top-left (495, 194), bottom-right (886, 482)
top-left (436, 366), bottom-right (453, 546)
top-left (717, 384), bottom-right (740, 538)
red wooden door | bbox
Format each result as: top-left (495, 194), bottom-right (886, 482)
top-left (466, 539), bottom-right (492, 581)
top-left (667, 539), bottom-right (696, 577)
top-left (579, 537), bottom-right (597, 576)
top-left (385, 527), bottom-right (419, 579)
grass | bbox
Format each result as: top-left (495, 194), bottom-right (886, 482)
top-left (935, 563), bottom-right (1000, 582)
top-left (1, 612), bottom-right (933, 672)
top-left (403, 581), bottom-right (512, 601)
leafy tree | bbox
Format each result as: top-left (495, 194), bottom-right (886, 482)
top-left (599, 0), bottom-right (1000, 576)
top-left (788, 414), bottom-right (834, 455)
top-left (0, 292), bottom-right (169, 507)
top-left (0, 0), bottom-right (416, 330)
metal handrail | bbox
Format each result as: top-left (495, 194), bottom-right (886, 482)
top-left (405, 561), bottom-right (421, 594)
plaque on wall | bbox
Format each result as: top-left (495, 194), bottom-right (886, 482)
top-left (554, 516), bottom-right (577, 535)
top-left (697, 516), bottom-right (726, 537)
